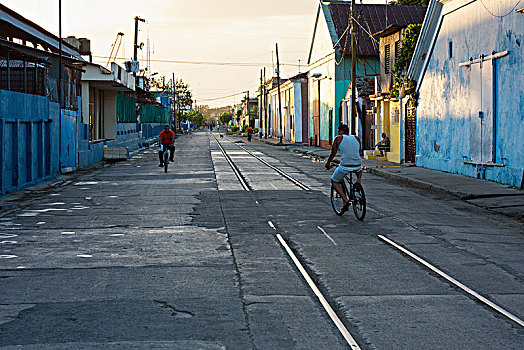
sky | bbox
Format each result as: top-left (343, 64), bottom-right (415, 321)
top-left (2, 0), bottom-right (386, 107)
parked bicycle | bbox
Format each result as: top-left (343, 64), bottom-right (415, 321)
top-left (331, 170), bottom-right (366, 220)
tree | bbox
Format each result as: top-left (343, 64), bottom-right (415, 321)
top-left (390, 24), bottom-right (422, 97)
top-left (388, 0), bottom-right (429, 5)
top-left (174, 79), bottom-right (193, 119)
top-left (219, 112), bottom-right (233, 125)
top-left (186, 110), bottom-right (207, 127)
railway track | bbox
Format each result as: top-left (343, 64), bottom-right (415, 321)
top-left (210, 132), bottom-right (524, 349)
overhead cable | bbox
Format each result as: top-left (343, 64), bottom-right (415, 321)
top-left (92, 56), bottom-right (300, 67)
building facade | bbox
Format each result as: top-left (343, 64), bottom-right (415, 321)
top-left (307, 2), bottom-right (427, 149)
top-left (408, 0), bottom-right (524, 187)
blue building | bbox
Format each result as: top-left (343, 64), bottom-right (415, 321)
top-left (408, 0), bottom-right (524, 187)
top-left (0, 4), bottom-right (165, 194)
top-left (0, 4), bottom-right (84, 194)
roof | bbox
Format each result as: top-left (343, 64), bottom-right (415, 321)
top-left (373, 24), bottom-right (406, 38)
top-left (0, 3), bottom-right (83, 60)
top-left (328, 3), bottom-right (427, 57)
top-left (407, 0), bottom-right (444, 91)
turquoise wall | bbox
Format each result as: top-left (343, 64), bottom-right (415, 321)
top-left (309, 52), bottom-right (379, 146)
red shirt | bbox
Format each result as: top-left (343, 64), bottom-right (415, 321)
top-left (159, 130), bottom-right (175, 145)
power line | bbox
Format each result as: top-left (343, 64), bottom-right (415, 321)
top-left (479, 0), bottom-right (522, 18)
top-left (91, 56), bottom-right (300, 67)
top-left (196, 91), bottom-right (247, 102)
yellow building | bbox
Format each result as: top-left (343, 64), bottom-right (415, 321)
top-left (369, 23), bottom-right (424, 164)
top-left (370, 94), bottom-right (401, 163)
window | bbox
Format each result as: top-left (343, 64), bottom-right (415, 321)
top-left (384, 44), bottom-right (391, 74)
top-left (395, 40), bottom-right (401, 63)
top-left (391, 105), bottom-right (399, 125)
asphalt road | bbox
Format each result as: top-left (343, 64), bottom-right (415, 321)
top-left (0, 131), bottom-right (522, 349)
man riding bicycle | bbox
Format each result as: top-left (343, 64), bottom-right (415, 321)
top-left (325, 124), bottom-right (362, 212)
top-left (158, 125), bottom-right (175, 167)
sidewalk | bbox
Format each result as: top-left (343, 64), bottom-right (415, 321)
top-left (251, 135), bottom-right (523, 220)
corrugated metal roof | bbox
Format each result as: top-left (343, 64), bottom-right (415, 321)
top-left (329, 3), bottom-right (427, 57)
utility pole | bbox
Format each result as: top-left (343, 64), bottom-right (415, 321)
top-left (263, 67), bottom-right (268, 139)
top-left (350, 0), bottom-right (357, 135)
top-left (276, 43), bottom-right (283, 144)
top-left (172, 73), bottom-right (176, 135)
top-left (259, 69), bottom-right (263, 138)
top-left (133, 16), bottom-right (145, 77)
top-left (246, 90), bottom-right (250, 127)
top-left (58, 0), bottom-right (62, 170)
top-left (58, 0), bottom-right (62, 108)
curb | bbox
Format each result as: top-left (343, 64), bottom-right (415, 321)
top-left (0, 143), bottom-right (153, 215)
top-left (366, 167), bottom-right (457, 198)
top-left (269, 142), bottom-right (522, 219)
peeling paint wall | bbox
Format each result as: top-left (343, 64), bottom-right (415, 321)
top-left (416, 0), bottom-right (523, 187)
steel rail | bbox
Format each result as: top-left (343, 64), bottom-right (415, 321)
top-left (225, 136), bottom-right (310, 191)
top-left (378, 235), bottom-right (524, 328)
top-left (212, 134), bottom-right (251, 191)
top-left (271, 225), bottom-right (361, 349)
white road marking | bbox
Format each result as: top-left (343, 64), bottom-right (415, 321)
top-left (276, 234), bottom-right (361, 349)
top-left (317, 226), bottom-right (337, 245)
top-left (77, 254), bottom-right (93, 258)
top-left (268, 221), bottom-right (276, 230)
top-left (61, 231), bottom-right (75, 235)
top-left (378, 235), bottom-right (524, 327)
top-left (270, 183), bottom-right (278, 190)
top-left (255, 201), bottom-right (259, 204)
top-left (0, 255), bottom-right (18, 259)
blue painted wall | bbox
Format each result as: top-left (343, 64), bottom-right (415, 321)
top-left (60, 109), bottom-right (78, 172)
top-left (415, 0), bottom-right (523, 187)
top-left (0, 90), bottom-right (60, 194)
top-left (77, 122), bottom-right (164, 169)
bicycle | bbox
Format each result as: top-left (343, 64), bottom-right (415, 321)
top-left (160, 144), bottom-right (170, 173)
top-left (331, 171), bottom-right (366, 220)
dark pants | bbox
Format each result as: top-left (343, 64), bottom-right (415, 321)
top-left (158, 144), bottom-right (175, 164)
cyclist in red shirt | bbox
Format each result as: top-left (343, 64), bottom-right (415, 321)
top-left (158, 125), bottom-right (175, 167)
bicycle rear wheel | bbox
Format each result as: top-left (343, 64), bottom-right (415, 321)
top-left (352, 182), bottom-right (366, 220)
top-left (331, 180), bottom-right (349, 216)
top-left (164, 151), bottom-right (169, 173)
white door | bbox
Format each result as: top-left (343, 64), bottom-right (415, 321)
top-left (470, 59), bottom-right (493, 163)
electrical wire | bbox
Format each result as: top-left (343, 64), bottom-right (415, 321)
top-left (335, 6), bottom-right (352, 65)
top-left (91, 55), bottom-right (300, 67)
top-left (479, 0), bottom-right (522, 18)
top-left (196, 91), bottom-right (247, 102)
top-left (348, 11), bottom-right (403, 81)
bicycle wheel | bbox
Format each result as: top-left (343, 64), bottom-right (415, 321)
top-left (163, 151), bottom-right (169, 173)
top-left (352, 182), bottom-right (366, 220)
top-left (331, 180), bottom-right (349, 216)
